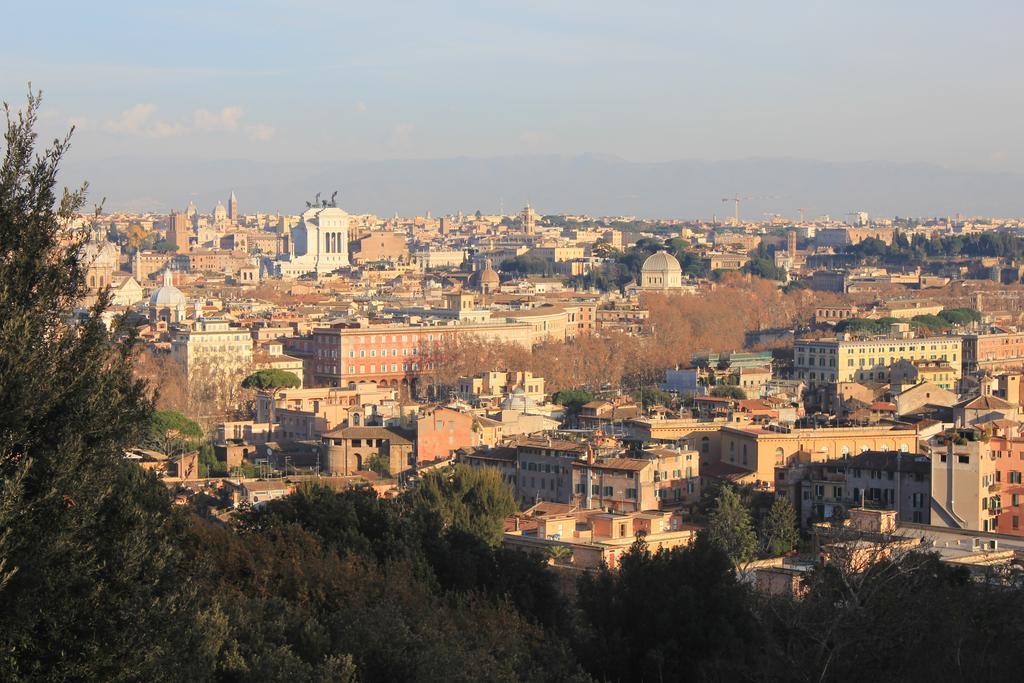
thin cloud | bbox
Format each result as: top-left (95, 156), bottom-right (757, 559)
top-left (102, 104), bottom-right (170, 136)
top-left (96, 104), bottom-right (272, 140)
top-left (245, 123), bottom-right (276, 141)
top-left (194, 106), bottom-right (244, 132)
top-left (388, 122), bottom-right (415, 147)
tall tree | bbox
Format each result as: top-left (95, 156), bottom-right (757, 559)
top-left (760, 496), bottom-right (799, 556)
top-left (412, 464), bottom-right (516, 547)
top-left (240, 368), bottom-right (301, 392)
top-left (241, 368), bottom-right (301, 437)
top-left (148, 409), bottom-right (203, 457)
top-left (707, 485), bottom-right (757, 566)
top-left (0, 92), bottom-right (213, 681)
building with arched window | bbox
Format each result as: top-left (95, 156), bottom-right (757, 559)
top-left (639, 250), bottom-right (683, 290)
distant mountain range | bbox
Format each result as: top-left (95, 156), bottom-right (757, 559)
top-left (62, 154), bottom-right (1024, 220)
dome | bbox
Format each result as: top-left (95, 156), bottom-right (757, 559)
top-left (79, 238), bottom-right (119, 267)
top-left (500, 387), bottom-right (538, 412)
top-left (641, 250), bottom-right (681, 274)
top-left (150, 269), bottom-right (186, 308)
top-left (480, 263), bottom-right (500, 285)
top-left (471, 259), bottom-right (501, 290)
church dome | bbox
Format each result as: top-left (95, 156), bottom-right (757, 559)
top-left (641, 250), bottom-right (682, 274)
top-left (471, 259), bottom-right (501, 290)
top-left (500, 387), bottom-right (537, 412)
top-left (150, 269), bottom-right (186, 308)
top-left (79, 238), bottom-right (119, 267)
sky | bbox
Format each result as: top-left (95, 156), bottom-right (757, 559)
top-left (3, 1), bottom-right (1023, 211)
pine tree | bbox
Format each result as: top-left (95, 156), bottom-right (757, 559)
top-left (707, 485), bottom-right (757, 566)
top-left (0, 92), bottom-right (215, 681)
top-left (760, 496), bottom-right (799, 556)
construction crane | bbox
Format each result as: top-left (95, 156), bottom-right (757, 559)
top-left (796, 207), bottom-right (813, 223)
top-left (721, 194), bottom-right (779, 225)
top-left (721, 194), bottom-right (742, 224)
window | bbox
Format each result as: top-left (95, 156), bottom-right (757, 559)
top-left (352, 439), bottom-right (362, 447)
top-left (591, 484), bottom-right (599, 495)
top-left (626, 488), bottom-right (637, 499)
top-left (603, 486), bottom-right (613, 496)
top-left (958, 455), bottom-right (969, 464)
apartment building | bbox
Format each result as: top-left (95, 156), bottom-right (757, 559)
top-left (718, 423), bottom-right (920, 488)
top-left (505, 509), bottom-right (694, 570)
top-left (309, 319), bottom-right (534, 389)
top-left (572, 458), bottom-right (658, 513)
top-left (963, 330), bottom-right (1024, 374)
top-left (931, 437), bottom-right (1001, 533)
top-left (514, 437), bottom-right (587, 506)
top-left (793, 335), bottom-right (962, 386)
top-left (776, 450), bottom-right (931, 528)
top-left (415, 407), bottom-right (476, 465)
top-left (254, 384), bottom-right (397, 442)
top-left (456, 370), bottom-right (546, 408)
top-left (642, 446), bottom-right (701, 506)
top-left (987, 433), bottom-right (1024, 536)
top-left (170, 318), bottom-right (253, 377)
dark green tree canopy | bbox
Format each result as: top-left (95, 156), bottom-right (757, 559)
top-left (241, 368), bottom-right (301, 390)
top-left (707, 486), bottom-right (757, 566)
top-left (710, 384), bottom-right (747, 400)
top-left (0, 91), bottom-right (212, 680)
top-left (760, 496), bottom-right (799, 556)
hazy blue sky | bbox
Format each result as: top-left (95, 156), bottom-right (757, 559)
top-left (4, 1), bottom-right (1022, 171)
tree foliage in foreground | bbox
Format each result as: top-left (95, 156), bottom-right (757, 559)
top-left (0, 91), bottom-right (212, 681)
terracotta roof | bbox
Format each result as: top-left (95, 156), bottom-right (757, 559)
top-left (960, 395), bottom-right (1013, 410)
top-left (322, 425), bottom-right (414, 444)
top-left (700, 461), bottom-right (756, 480)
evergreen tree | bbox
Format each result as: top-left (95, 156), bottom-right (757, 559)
top-left (0, 92), bottom-right (214, 681)
top-left (760, 496), bottom-right (799, 556)
top-left (412, 464), bottom-right (516, 547)
top-left (240, 368), bottom-right (301, 391)
top-left (707, 486), bottom-right (757, 566)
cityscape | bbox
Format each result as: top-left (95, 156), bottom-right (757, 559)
top-left (4, 2), bottom-right (1024, 682)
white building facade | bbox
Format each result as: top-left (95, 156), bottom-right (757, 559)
top-left (278, 206), bottom-right (351, 277)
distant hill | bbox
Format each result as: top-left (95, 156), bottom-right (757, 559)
top-left (63, 154), bottom-right (1024, 219)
